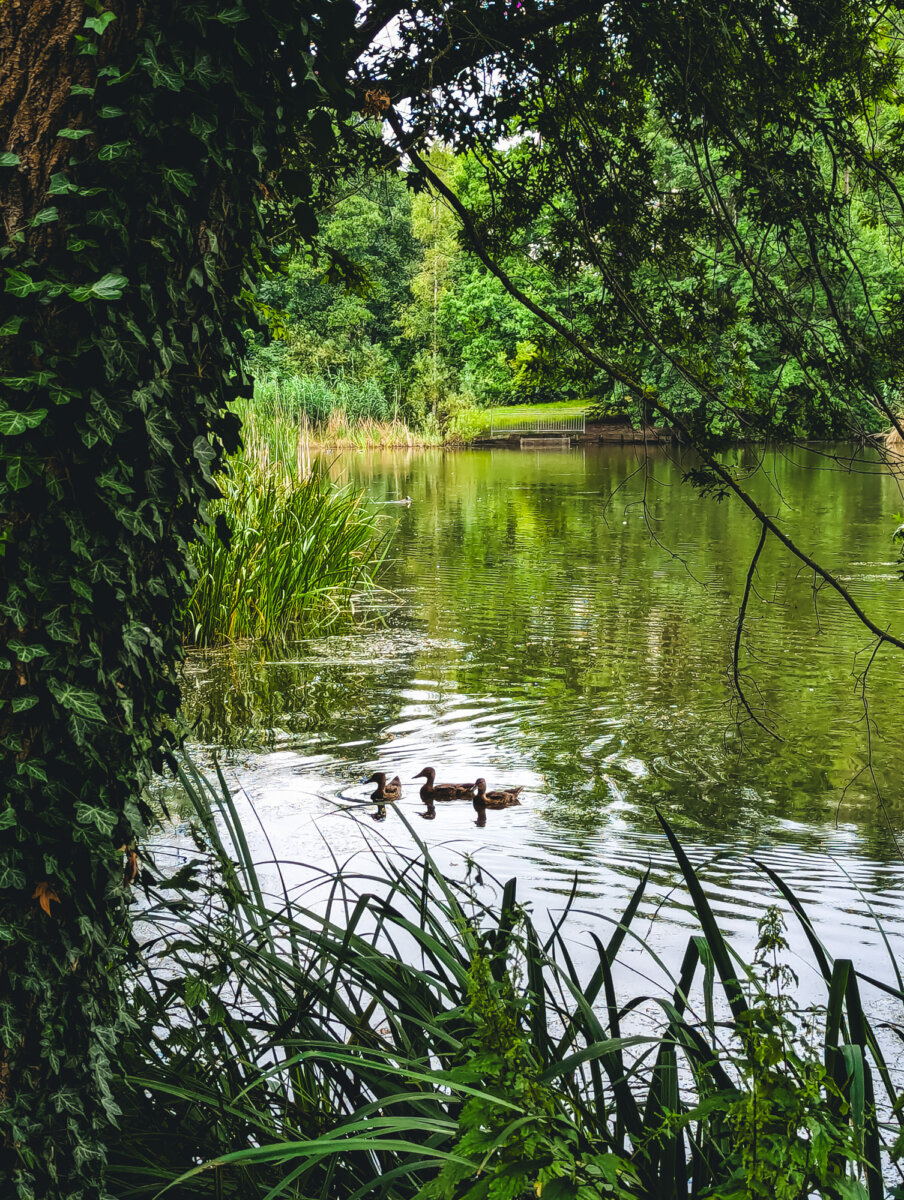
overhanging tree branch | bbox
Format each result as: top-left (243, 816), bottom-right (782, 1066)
top-left (392, 111), bottom-right (904, 656)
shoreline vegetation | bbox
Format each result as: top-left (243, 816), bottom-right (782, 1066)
top-left (109, 760), bottom-right (902, 1198)
top-left (182, 395), bottom-right (392, 649)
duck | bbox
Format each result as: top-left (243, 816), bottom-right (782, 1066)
top-left (364, 772), bottom-right (402, 802)
top-left (413, 766), bottom-right (475, 803)
top-left (370, 803), bottom-right (388, 822)
top-left (472, 778), bottom-right (523, 809)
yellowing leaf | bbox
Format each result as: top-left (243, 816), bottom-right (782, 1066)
top-left (32, 881), bottom-right (60, 917)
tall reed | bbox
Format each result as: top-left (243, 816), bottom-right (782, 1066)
top-left (183, 457), bottom-right (386, 646)
top-left (239, 380), bottom-right (444, 450)
top-left (108, 760), bottom-right (902, 1199)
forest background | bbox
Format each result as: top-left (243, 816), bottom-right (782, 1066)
top-left (247, 134), bottom-right (904, 446)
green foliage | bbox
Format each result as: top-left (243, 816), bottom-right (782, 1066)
top-left (183, 458), bottom-right (386, 646)
top-left (105, 768), bottom-right (896, 1199)
top-left (421, 6), bottom-right (904, 445)
top-left (0, 2), bottom-right (357, 1193)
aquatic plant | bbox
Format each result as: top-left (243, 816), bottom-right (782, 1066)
top-left (236, 389), bottom-right (443, 455)
top-left (183, 458), bottom-right (386, 646)
top-left (107, 760), bottom-right (900, 1198)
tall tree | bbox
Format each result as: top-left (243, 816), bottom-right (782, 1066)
top-left (0, 2), bottom-right (600, 1192)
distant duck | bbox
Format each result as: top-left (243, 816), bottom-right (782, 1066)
top-left (413, 767), bottom-right (475, 802)
top-left (377, 495), bottom-right (413, 506)
top-left (364, 772), bottom-right (402, 802)
top-left (472, 778), bottom-right (523, 809)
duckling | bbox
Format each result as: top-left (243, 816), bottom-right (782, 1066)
top-left (364, 772), bottom-right (402, 802)
top-left (472, 778), bottom-right (523, 809)
top-left (413, 766), bottom-right (475, 803)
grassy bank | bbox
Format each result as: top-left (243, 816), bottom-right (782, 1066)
top-left (110, 762), bottom-right (900, 1198)
top-left (484, 399), bottom-right (588, 422)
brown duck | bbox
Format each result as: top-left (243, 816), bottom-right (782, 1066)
top-left (472, 778), bottom-right (523, 809)
top-left (364, 772), bottom-right (402, 802)
top-left (413, 767), bottom-right (475, 803)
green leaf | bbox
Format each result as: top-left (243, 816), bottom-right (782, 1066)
top-left (30, 207), bottom-right (59, 227)
top-left (4, 269), bottom-right (37, 298)
top-left (48, 173), bottom-right (79, 195)
top-left (98, 142), bottom-right (130, 161)
top-left (84, 12), bottom-right (116, 34)
top-left (0, 316), bottom-right (24, 337)
top-left (5, 457), bottom-right (30, 490)
top-left (70, 85), bottom-right (95, 97)
top-left (89, 273), bottom-right (128, 301)
top-left (184, 976), bottom-right (208, 1007)
top-left (0, 866), bottom-right (26, 889)
top-left (0, 409), bottom-right (47, 436)
top-left (7, 641), bottom-right (48, 662)
top-left (46, 680), bottom-right (104, 722)
top-left (57, 128), bottom-right (93, 140)
top-left (0, 152), bottom-right (20, 168)
top-left (161, 168), bottom-right (196, 196)
top-left (11, 696), bottom-right (38, 713)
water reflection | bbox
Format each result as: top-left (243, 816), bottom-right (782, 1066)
top-left (175, 443), bottom-right (904, 992)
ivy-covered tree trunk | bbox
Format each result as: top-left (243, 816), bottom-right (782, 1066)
top-left (0, 2), bottom-right (331, 1193)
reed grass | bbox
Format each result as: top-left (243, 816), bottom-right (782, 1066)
top-left (108, 760), bottom-right (903, 1199)
top-left (183, 457), bottom-right (386, 646)
top-left (245, 378), bottom-right (443, 448)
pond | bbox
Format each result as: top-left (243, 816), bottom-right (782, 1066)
top-left (177, 443), bottom-right (904, 1000)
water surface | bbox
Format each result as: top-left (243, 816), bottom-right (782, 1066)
top-left (177, 444), bottom-right (904, 999)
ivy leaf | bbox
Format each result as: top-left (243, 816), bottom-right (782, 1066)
top-left (0, 316), bottom-right (24, 336)
top-left (0, 409), bottom-right (48, 436)
top-left (11, 696), bottom-right (38, 713)
top-left (90, 273), bottom-right (128, 301)
top-left (4, 270), bottom-right (37, 297)
top-left (98, 142), bottom-right (130, 161)
top-left (48, 173), bottom-right (79, 195)
top-left (57, 128), bottom-right (93, 140)
top-left (0, 152), bottom-right (20, 168)
top-left (0, 866), bottom-right (26, 889)
top-left (32, 882), bottom-right (61, 917)
top-left (5, 457), bottom-right (30, 490)
top-left (46, 680), bottom-right (104, 722)
top-left (161, 168), bottom-right (196, 196)
top-left (30, 207), bottom-right (59, 226)
top-left (84, 12), bottom-right (116, 34)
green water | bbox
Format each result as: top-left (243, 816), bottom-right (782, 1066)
top-left (178, 443), bottom-right (904, 979)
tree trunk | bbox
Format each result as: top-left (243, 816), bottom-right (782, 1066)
top-left (0, 2), bottom-right (281, 1193)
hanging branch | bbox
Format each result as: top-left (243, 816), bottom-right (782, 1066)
top-left (732, 523), bottom-right (783, 741)
top-left (389, 111), bottom-right (904, 657)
